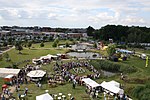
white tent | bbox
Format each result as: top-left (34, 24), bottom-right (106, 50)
top-left (82, 78), bottom-right (100, 88)
top-left (100, 81), bottom-right (124, 95)
top-left (0, 68), bottom-right (20, 78)
top-left (27, 70), bottom-right (46, 78)
top-left (5, 75), bottom-right (14, 79)
top-left (109, 80), bottom-right (120, 88)
top-left (36, 93), bottom-right (53, 100)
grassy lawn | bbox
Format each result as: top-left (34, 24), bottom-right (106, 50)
top-left (12, 83), bottom-right (92, 100)
top-left (1, 43), bottom-right (150, 100)
top-left (31, 40), bottom-right (74, 48)
top-left (128, 48), bottom-right (150, 54)
top-left (0, 48), bottom-right (67, 68)
top-left (118, 56), bottom-right (150, 77)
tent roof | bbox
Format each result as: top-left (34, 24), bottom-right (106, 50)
top-left (109, 80), bottom-right (120, 88)
top-left (100, 81), bottom-right (124, 94)
top-left (27, 70), bottom-right (46, 78)
top-left (5, 75), bottom-right (14, 79)
top-left (36, 93), bottom-right (53, 100)
top-left (117, 49), bottom-right (133, 54)
top-left (82, 78), bottom-right (100, 88)
top-left (0, 68), bottom-right (20, 78)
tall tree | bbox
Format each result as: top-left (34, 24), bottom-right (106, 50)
top-left (27, 41), bottom-right (32, 49)
top-left (86, 26), bottom-right (95, 36)
top-left (15, 42), bottom-right (23, 54)
top-left (107, 44), bottom-right (116, 56)
top-left (40, 42), bottom-right (44, 47)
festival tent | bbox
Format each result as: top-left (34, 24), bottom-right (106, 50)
top-left (109, 80), bottom-right (120, 88)
top-left (36, 93), bottom-right (53, 100)
top-left (82, 78), bottom-right (100, 88)
top-left (100, 81), bottom-right (124, 95)
top-left (0, 68), bottom-right (20, 78)
top-left (27, 70), bottom-right (46, 81)
top-left (27, 70), bottom-right (46, 78)
top-left (4, 75), bottom-right (14, 85)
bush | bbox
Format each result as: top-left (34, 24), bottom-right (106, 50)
top-left (90, 60), bottom-right (136, 73)
top-left (132, 84), bottom-right (150, 100)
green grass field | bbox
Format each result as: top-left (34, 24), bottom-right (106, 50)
top-left (0, 48), bottom-right (68, 68)
top-left (1, 42), bottom-right (150, 100)
top-left (31, 40), bottom-right (74, 48)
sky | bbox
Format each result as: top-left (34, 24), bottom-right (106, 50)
top-left (0, 0), bottom-right (149, 28)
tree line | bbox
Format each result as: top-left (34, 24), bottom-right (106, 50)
top-left (87, 25), bottom-right (150, 43)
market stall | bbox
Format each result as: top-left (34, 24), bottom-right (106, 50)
top-left (4, 75), bottom-right (14, 85)
top-left (27, 70), bottom-right (46, 82)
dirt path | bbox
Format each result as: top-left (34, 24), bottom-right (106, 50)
top-left (0, 46), bottom-right (15, 55)
top-left (9, 86), bottom-right (16, 94)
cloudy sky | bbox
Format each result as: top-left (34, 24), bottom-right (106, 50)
top-left (0, 0), bottom-right (149, 28)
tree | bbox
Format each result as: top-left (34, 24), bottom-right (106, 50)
top-left (27, 41), bottom-right (32, 49)
top-left (15, 42), bottom-right (23, 54)
top-left (86, 26), bottom-right (95, 36)
top-left (52, 38), bottom-right (59, 47)
top-left (0, 54), bottom-right (2, 61)
top-left (107, 44), bottom-right (116, 56)
top-left (52, 41), bottom-right (57, 47)
top-left (48, 36), bottom-right (53, 41)
top-left (43, 36), bottom-right (47, 41)
top-left (93, 42), bottom-right (97, 48)
top-left (55, 38), bottom-right (59, 44)
top-left (40, 42), bottom-right (44, 47)
top-left (8, 38), bottom-right (13, 45)
top-left (65, 42), bottom-right (69, 47)
top-left (3, 42), bottom-right (8, 47)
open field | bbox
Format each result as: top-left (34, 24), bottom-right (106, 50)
top-left (31, 40), bottom-right (74, 48)
top-left (0, 48), bottom-right (68, 68)
top-left (1, 42), bottom-right (150, 100)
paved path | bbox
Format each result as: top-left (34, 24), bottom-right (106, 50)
top-left (9, 86), bottom-right (16, 94)
top-left (135, 51), bottom-right (150, 56)
top-left (0, 46), bottom-right (15, 55)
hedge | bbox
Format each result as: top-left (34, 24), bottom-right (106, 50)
top-left (90, 60), bottom-right (136, 73)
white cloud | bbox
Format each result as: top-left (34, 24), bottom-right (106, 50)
top-left (122, 16), bottom-right (146, 25)
top-left (0, 0), bottom-right (149, 28)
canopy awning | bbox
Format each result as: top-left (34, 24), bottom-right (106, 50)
top-left (27, 70), bottom-right (46, 78)
top-left (4, 75), bottom-right (14, 79)
top-left (36, 93), bottom-right (53, 100)
top-left (100, 81), bottom-right (124, 94)
top-left (82, 78), bottom-right (100, 88)
top-left (0, 68), bottom-right (20, 78)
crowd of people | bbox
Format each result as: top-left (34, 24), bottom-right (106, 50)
top-left (48, 61), bottom-right (100, 88)
top-left (0, 64), bottom-right (41, 100)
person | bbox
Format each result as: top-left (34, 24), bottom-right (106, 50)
top-left (72, 82), bottom-right (76, 89)
top-left (72, 79), bottom-right (76, 89)
top-left (18, 93), bottom-right (21, 100)
top-left (104, 92), bottom-right (106, 100)
top-left (24, 87), bottom-right (28, 95)
top-left (18, 85), bottom-right (20, 91)
top-left (70, 96), bottom-right (75, 100)
top-left (2, 95), bottom-right (5, 100)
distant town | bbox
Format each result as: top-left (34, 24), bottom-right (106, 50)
top-left (0, 26), bottom-right (88, 44)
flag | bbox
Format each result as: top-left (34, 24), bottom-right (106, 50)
top-left (145, 56), bottom-right (149, 67)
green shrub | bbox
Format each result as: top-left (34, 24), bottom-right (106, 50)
top-left (90, 60), bottom-right (136, 73)
top-left (132, 84), bottom-right (150, 100)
